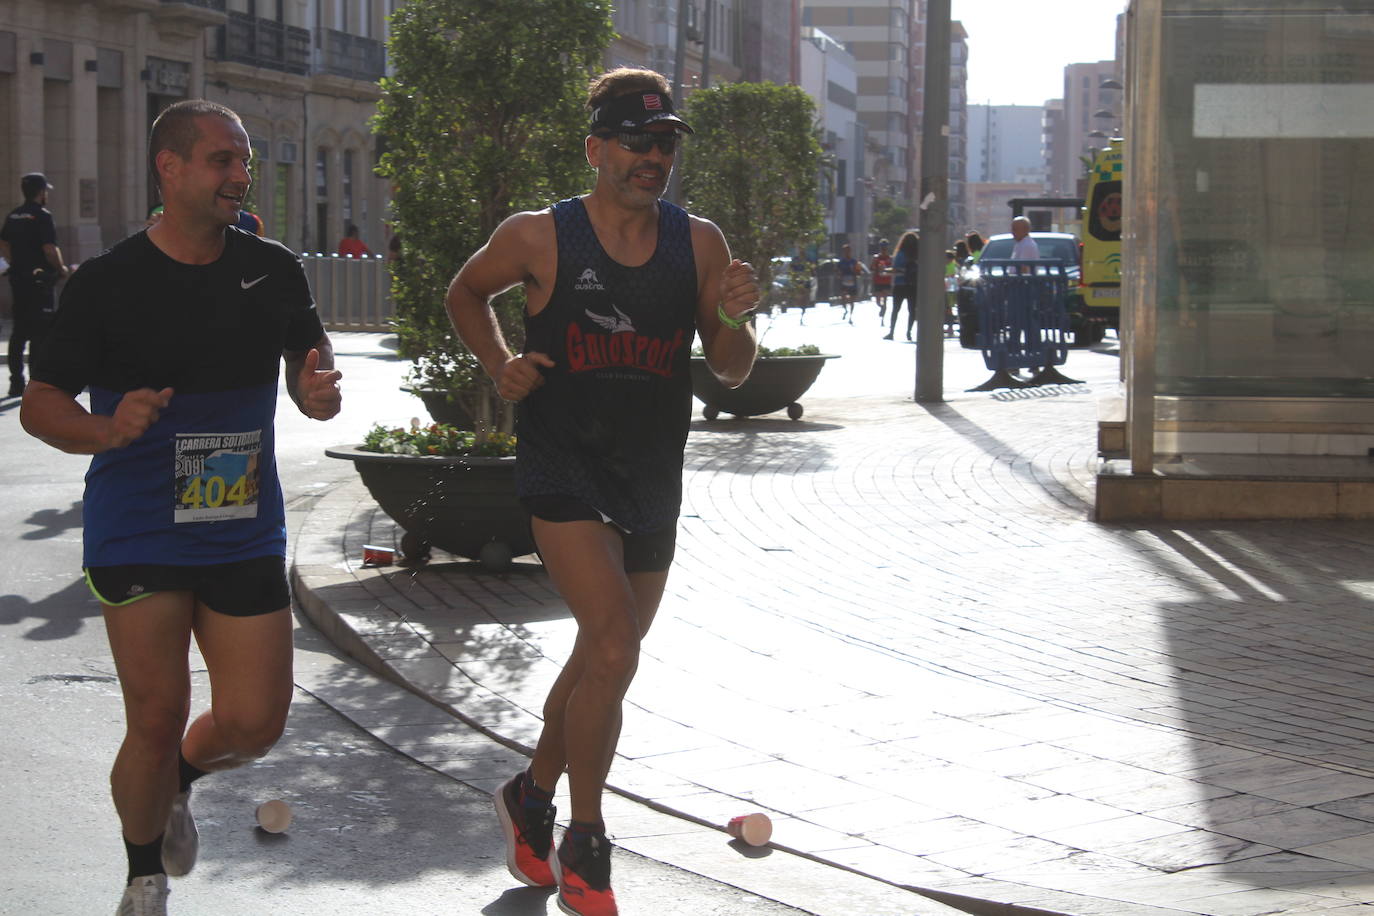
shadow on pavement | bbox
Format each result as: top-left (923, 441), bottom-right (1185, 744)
top-left (481, 886), bottom-right (557, 915)
top-left (0, 576), bottom-right (100, 640)
top-left (21, 499), bottom-right (82, 540)
top-left (917, 400), bottom-right (1094, 514)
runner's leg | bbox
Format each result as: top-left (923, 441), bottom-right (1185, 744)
top-left (527, 519), bottom-right (661, 825)
top-left (102, 592), bottom-right (196, 844)
top-left (182, 604), bottom-right (293, 772)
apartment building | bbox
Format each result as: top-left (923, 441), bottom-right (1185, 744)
top-left (0, 0), bottom-right (391, 263)
top-left (2, 0), bottom-right (804, 269)
top-left (946, 18), bottom-right (966, 232)
top-left (803, 0), bottom-right (916, 203)
top-left (799, 25), bottom-right (861, 253)
top-left (968, 104), bottom-right (1045, 185)
top-left (1057, 59), bottom-right (1121, 199)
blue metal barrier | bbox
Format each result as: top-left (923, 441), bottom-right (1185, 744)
top-left (970, 259), bottom-right (1080, 390)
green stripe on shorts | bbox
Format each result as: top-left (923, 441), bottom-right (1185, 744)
top-left (84, 568), bottom-right (154, 607)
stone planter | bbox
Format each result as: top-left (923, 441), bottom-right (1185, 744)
top-left (325, 445), bottom-right (533, 571)
top-left (689, 354), bottom-right (838, 420)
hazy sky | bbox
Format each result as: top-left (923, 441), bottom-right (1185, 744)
top-left (953, 0), bottom-right (1129, 107)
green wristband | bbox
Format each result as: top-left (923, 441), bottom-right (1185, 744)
top-left (717, 303), bottom-right (754, 330)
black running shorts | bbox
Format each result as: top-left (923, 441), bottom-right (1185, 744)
top-left (522, 495), bottom-right (677, 574)
top-left (85, 555), bottom-right (290, 617)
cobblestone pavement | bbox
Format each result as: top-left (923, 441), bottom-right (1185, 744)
top-left (296, 305), bottom-right (1374, 915)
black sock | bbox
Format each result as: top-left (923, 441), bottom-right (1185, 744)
top-left (178, 751), bottom-right (207, 794)
top-left (124, 834), bottom-right (165, 883)
top-left (566, 818), bottom-right (605, 842)
top-left (519, 769), bottom-right (554, 810)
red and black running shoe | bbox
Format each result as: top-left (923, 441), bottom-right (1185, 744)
top-left (494, 773), bottom-right (556, 887)
top-left (551, 830), bottom-right (618, 916)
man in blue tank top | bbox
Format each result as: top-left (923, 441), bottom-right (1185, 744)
top-left (20, 100), bottom-right (342, 916)
top-left (447, 67), bottom-right (759, 916)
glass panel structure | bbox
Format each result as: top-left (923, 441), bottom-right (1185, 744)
top-left (1122, 0), bottom-right (1374, 476)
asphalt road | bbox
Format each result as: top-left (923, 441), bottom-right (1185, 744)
top-left (0, 331), bottom-right (813, 915)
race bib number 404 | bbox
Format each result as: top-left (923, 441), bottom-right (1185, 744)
top-left (173, 430), bottom-right (263, 523)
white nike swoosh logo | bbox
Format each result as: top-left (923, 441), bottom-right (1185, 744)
top-left (241, 274), bottom-right (268, 289)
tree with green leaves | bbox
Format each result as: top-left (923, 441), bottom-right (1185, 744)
top-left (680, 82), bottom-right (825, 302)
top-left (872, 196), bottom-right (912, 246)
top-left (373, 0), bottom-right (614, 431)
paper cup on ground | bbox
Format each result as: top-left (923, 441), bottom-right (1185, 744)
top-left (256, 799), bottom-right (293, 833)
top-left (726, 813), bottom-right (772, 846)
top-left (362, 545), bottom-right (394, 567)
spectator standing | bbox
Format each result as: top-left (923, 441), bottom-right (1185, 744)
top-left (965, 230), bottom-right (985, 264)
top-left (337, 224), bottom-right (370, 258)
top-left (884, 229), bottom-right (919, 341)
top-left (945, 248), bottom-right (962, 337)
top-left (235, 210), bottom-right (264, 236)
top-left (0, 172), bottom-right (69, 397)
top-left (1010, 216), bottom-right (1039, 260)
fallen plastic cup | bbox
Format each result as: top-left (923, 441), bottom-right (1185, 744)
top-left (256, 799), bottom-right (293, 834)
top-left (726, 812), bottom-right (772, 846)
top-left (362, 545), bottom-right (394, 567)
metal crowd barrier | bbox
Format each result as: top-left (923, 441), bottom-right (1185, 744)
top-left (300, 253), bottom-right (395, 331)
top-left (970, 259), bottom-right (1079, 391)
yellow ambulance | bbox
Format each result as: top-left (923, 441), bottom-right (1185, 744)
top-left (1079, 138), bottom-right (1123, 340)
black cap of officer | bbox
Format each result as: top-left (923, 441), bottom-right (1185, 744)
top-left (21, 173), bottom-right (52, 199)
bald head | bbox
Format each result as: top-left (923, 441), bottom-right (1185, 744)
top-left (1011, 216), bottom-right (1032, 240)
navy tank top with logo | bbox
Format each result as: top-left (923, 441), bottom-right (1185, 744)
top-left (517, 196), bottom-right (698, 533)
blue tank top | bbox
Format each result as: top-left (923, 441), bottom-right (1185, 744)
top-left (516, 197), bottom-right (698, 533)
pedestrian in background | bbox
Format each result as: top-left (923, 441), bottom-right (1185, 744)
top-left (337, 223), bottom-right (370, 258)
top-left (884, 229), bottom-right (919, 341)
top-left (20, 99), bottom-right (342, 916)
top-left (0, 172), bottom-right (69, 397)
top-left (870, 239), bottom-right (893, 321)
top-left (965, 229), bottom-right (985, 263)
top-left (835, 242), bottom-right (861, 323)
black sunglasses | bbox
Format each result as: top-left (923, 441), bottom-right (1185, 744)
top-left (598, 131), bottom-right (683, 155)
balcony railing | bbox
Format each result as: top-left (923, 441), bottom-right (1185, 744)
top-left (215, 12), bottom-right (309, 75)
top-left (317, 28), bottom-right (384, 83)
top-left (161, 0), bottom-right (225, 9)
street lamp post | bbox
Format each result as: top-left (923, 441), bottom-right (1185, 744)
top-left (916, 0), bottom-right (950, 403)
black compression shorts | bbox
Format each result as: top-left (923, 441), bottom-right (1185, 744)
top-left (522, 495), bottom-right (677, 573)
top-left (85, 555), bottom-right (290, 617)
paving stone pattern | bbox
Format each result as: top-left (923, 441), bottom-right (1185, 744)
top-left (296, 312), bottom-right (1374, 915)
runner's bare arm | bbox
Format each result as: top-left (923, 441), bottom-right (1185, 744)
top-left (692, 217), bottom-right (757, 389)
top-left (446, 211), bottom-right (556, 402)
top-left (21, 380), bottom-right (173, 454)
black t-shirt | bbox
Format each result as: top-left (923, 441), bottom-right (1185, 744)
top-left (32, 226), bottom-right (325, 567)
top-left (36, 226), bottom-right (322, 396)
top-left (1, 201), bottom-right (58, 274)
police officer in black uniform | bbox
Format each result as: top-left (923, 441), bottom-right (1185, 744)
top-left (1, 172), bottom-right (69, 397)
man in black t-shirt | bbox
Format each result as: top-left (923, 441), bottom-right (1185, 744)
top-left (20, 100), bottom-right (342, 916)
top-left (0, 172), bottom-right (69, 397)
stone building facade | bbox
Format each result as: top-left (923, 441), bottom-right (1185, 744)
top-left (0, 0), bottom-right (390, 265)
